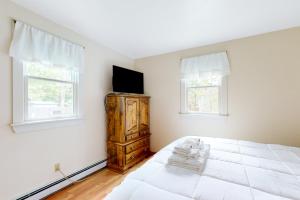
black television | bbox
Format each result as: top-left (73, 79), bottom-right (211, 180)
top-left (113, 65), bottom-right (144, 94)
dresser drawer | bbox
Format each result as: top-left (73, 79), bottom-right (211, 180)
top-left (126, 132), bottom-right (139, 141)
top-left (126, 138), bottom-right (149, 154)
top-left (126, 146), bottom-right (149, 164)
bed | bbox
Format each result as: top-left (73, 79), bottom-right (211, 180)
top-left (105, 136), bottom-right (300, 200)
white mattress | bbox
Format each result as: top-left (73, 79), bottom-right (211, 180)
top-left (105, 136), bottom-right (300, 200)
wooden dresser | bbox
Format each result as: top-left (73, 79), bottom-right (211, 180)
top-left (105, 93), bottom-right (150, 173)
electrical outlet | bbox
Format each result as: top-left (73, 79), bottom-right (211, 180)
top-left (54, 163), bottom-right (60, 172)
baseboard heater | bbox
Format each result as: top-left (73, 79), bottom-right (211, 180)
top-left (16, 159), bottom-right (107, 200)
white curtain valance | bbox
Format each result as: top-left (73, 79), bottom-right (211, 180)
top-left (9, 21), bottom-right (84, 73)
top-left (181, 52), bottom-right (230, 82)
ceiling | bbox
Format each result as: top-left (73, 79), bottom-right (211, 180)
top-left (11, 0), bottom-right (300, 59)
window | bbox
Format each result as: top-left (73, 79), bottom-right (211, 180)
top-left (181, 75), bottom-right (228, 115)
top-left (12, 60), bottom-right (82, 132)
top-left (180, 52), bottom-right (230, 115)
top-left (25, 62), bottom-right (78, 121)
top-left (9, 21), bottom-right (84, 132)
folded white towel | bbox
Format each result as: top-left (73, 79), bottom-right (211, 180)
top-left (174, 148), bottom-right (201, 159)
top-left (167, 142), bottom-right (210, 173)
top-left (184, 138), bottom-right (201, 144)
top-left (174, 144), bottom-right (210, 159)
top-left (168, 162), bottom-right (205, 173)
top-left (174, 140), bottom-right (204, 154)
top-left (168, 155), bottom-right (207, 173)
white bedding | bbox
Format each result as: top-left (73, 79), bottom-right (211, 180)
top-left (105, 136), bottom-right (300, 200)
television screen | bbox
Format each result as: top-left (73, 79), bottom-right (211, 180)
top-left (113, 65), bottom-right (144, 94)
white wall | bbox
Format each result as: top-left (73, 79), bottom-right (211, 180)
top-left (0, 1), bottom-right (133, 199)
top-left (135, 27), bottom-right (300, 152)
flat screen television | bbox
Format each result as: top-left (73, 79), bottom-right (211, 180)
top-left (113, 65), bottom-right (144, 94)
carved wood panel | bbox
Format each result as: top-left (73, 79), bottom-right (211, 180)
top-left (139, 97), bottom-right (149, 132)
top-left (106, 96), bottom-right (125, 142)
top-left (125, 98), bottom-right (139, 135)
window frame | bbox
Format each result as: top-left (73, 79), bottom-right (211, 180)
top-left (11, 59), bottom-right (83, 133)
top-left (180, 77), bottom-right (228, 116)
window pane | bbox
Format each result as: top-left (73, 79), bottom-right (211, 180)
top-left (186, 74), bottom-right (221, 87)
top-left (187, 87), bottom-right (219, 113)
top-left (24, 62), bottom-right (74, 82)
top-left (27, 78), bottom-right (74, 120)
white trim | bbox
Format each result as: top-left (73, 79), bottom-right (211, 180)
top-left (219, 77), bottom-right (229, 115)
top-left (13, 60), bottom-right (25, 123)
top-left (180, 79), bottom-right (186, 113)
top-left (15, 160), bottom-right (107, 200)
top-left (26, 75), bottom-right (75, 84)
top-left (11, 117), bottom-right (83, 133)
top-left (179, 112), bottom-right (229, 118)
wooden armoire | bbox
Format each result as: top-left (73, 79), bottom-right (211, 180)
top-left (105, 93), bottom-right (150, 173)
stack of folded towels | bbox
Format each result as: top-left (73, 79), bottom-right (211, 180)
top-left (167, 138), bottom-right (210, 173)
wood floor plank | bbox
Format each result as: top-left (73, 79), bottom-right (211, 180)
top-left (45, 158), bottom-right (150, 200)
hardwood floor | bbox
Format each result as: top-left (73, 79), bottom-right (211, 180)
top-left (45, 158), bottom-right (149, 200)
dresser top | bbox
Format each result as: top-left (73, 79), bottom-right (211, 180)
top-left (106, 92), bottom-right (150, 98)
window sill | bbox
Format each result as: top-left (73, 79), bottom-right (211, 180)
top-left (11, 117), bottom-right (83, 133)
top-left (179, 112), bottom-right (229, 117)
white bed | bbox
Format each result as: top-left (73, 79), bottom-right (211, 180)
top-left (105, 136), bottom-right (300, 200)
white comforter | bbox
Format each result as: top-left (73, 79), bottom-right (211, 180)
top-left (105, 136), bottom-right (300, 200)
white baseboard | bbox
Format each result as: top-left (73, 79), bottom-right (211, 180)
top-left (16, 160), bottom-right (107, 200)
